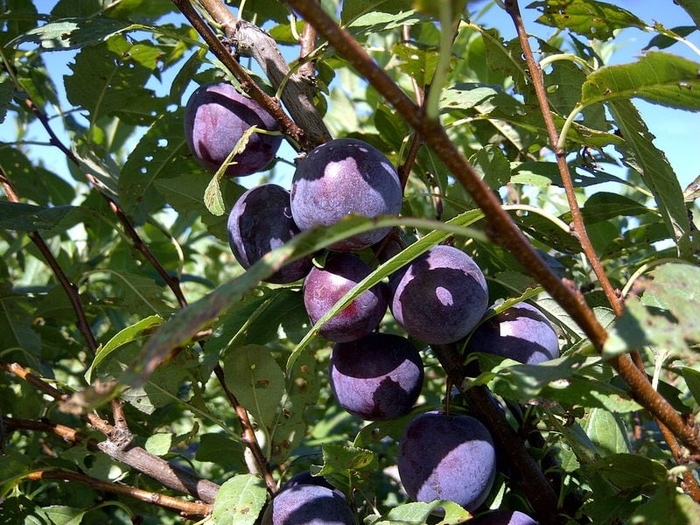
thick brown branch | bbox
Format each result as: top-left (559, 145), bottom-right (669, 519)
top-left (25, 469), bottom-right (211, 518)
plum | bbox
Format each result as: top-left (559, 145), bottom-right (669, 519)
top-left (389, 245), bottom-right (488, 344)
top-left (290, 138), bottom-right (402, 251)
top-left (261, 484), bottom-right (356, 525)
top-left (184, 82), bottom-right (282, 177)
top-left (397, 411), bottom-right (496, 511)
top-left (227, 184), bottom-right (312, 283)
top-left (330, 333), bottom-right (424, 420)
top-left (303, 253), bottom-right (387, 342)
top-left (468, 510), bottom-right (538, 524)
top-left (466, 302), bottom-right (559, 365)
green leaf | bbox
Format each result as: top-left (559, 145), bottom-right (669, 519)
top-left (0, 202), bottom-right (75, 232)
top-left (221, 345), bottom-right (286, 429)
top-left (581, 52), bottom-right (700, 111)
top-left (530, 0), bottom-right (645, 40)
top-left (203, 125), bottom-right (272, 217)
top-left (39, 505), bottom-right (86, 525)
top-left (632, 482), bottom-right (700, 525)
top-left (10, 17), bottom-right (133, 50)
top-left (314, 443), bottom-right (376, 476)
top-left (593, 453), bottom-right (667, 489)
top-left (608, 99), bottom-right (690, 253)
top-left (144, 433), bottom-right (173, 456)
top-left (119, 111), bottom-right (190, 222)
top-left (64, 37), bottom-right (159, 127)
top-left (374, 500), bottom-right (471, 524)
top-left (212, 474), bottom-right (267, 525)
top-left (581, 408), bottom-right (631, 456)
top-left (682, 367), bottom-right (700, 406)
top-left (85, 315), bottom-right (163, 383)
top-left (195, 433), bottom-right (245, 470)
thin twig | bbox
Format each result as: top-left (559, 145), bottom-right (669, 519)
top-left (213, 365), bottom-right (278, 496)
top-left (25, 469), bottom-right (211, 518)
top-left (1, 363), bottom-right (220, 504)
top-left (502, 0), bottom-right (622, 317)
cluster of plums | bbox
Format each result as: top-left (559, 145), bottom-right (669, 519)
top-left (184, 82), bottom-right (558, 524)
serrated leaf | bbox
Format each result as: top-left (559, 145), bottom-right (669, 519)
top-left (582, 52), bottom-right (700, 111)
top-left (340, 0), bottom-right (413, 25)
top-left (85, 315), bottom-right (163, 383)
top-left (64, 38), bottom-right (158, 127)
top-left (608, 99), bottom-right (690, 253)
top-left (39, 505), bottom-right (86, 525)
top-left (675, 0), bottom-right (700, 31)
top-left (581, 408), bottom-right (631, 456)
top-left (314, 443), bottom-right (376, 476)
top-left (119, 111), bottom-right (190, 222)
top-left (531, 0), bottom-right (645, 40)
top-left (10, 17), bottom-right (133, 50)
top-left (212, 474), bottom-right (267, 525)
top-left (221, 345), bottom-right (285, 428)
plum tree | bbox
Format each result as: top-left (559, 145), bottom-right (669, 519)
top-left (466, 302), bottom-right (559, 365)
top-left (329, 333), bottom-right (424, 420)
top-left (227, 184), bottom-right (313, 283)
top-left (184, 82), bottom-right (282, 177)
top-left (290, 138), bottom-right (402, 251)
top-left (389, 245), bottom-right (488, 344)
top-left (261, 483), bottom-right (356, 525)
top-left (397, 411), bottom-right (496, 511)
top-left (303, 253), bottom-right (387, 342)
top-left (468, 510), bottom-right (538, 524)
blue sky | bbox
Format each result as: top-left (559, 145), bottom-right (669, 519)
top-left (12, 1), bottom-right (700, 191)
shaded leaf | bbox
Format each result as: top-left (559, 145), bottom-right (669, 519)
top-left (592, 453), bottom-right (667, 489)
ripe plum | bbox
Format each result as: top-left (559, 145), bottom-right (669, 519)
top-left (261, 484), bottom-right (356, 525)
top-left (227, 184), bottom-right (312, 283)
top-left (397, 411), bottom-right (496, 511)
top-left (184, 82), bottom-right (282, 177)
top-left (303, 253), bottom-right (387, 342)
top-left (329, 333), bottom-right (424, 420)
top-left (389, 245), bottom-right (488, 344)
top-left (290, 138), bottom-right (402, 251)
top-left (466, 302), bottom-right (559, 365)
